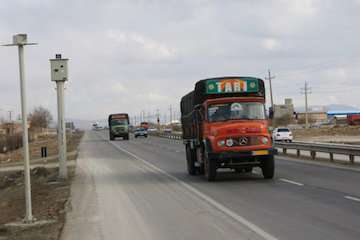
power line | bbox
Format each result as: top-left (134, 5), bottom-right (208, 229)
top-left (277, 58), bottom-right (360, 78)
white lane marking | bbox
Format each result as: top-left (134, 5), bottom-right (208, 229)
top-left (344, 196), bottom-right (360, 202)
top-left (279, 178), bottom-right (304, 186)
top-left (107, 140), bottom-right (278, 240)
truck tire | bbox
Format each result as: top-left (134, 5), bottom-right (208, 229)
top-left (186, 144), bottom-right (196, 175)
top-left (198, 163), bottom-right (205, 175)
top-left (204, 150), bottom-right (216, 181)
top-left (261, 155), bottom-right (274, 179)
top-left (110, 134), bottom-right (115, 141)
top-left (124, 134), bottom-right (129, 140)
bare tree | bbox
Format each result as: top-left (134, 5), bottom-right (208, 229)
top-left (28, 106), bottom-right (53, 129)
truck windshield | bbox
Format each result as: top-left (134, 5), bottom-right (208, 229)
top-left (207, 102), bottom-right (265, 122)
top-left (110, 119), bottom-right (128, 126)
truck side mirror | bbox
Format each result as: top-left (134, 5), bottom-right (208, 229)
top-left (194, 104), bottom-right (203, 111)
top-left (194, 104), bottom-right (205, 120)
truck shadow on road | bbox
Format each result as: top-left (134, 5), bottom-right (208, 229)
top-left (92, 169), bottom-right (274, 186)
top-left (206, 172), bottom-right (274, 183)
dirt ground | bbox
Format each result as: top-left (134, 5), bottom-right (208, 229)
top-left (0, 131), bottom-right (84, 240)
top-left (0, 167), bottom-right (74, 240)
top-left (0, 131), bottom-right (84, 164)
top-left (292, 126), bottom-right (360, 144)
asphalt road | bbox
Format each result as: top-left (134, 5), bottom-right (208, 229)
top-left (62, 131), bottom-right (360, 240)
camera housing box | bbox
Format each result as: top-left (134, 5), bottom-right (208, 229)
top-left (12, 34), bottom-right (27, 45)
top-left (50, 59), bottom-right (68, 81)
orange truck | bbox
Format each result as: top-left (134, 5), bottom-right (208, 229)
top-left (347, 114), bottom-right (360, 125)
top-left (140, 122), bottom-right (149, 130)
top-left (180, 77), bottom-right (275, 181)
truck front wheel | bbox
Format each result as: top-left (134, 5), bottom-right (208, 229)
top-left (261, 155), bottom-right (275, 179)
top-left (110, 133), bottom-right (115, 141)
top-left (186, 144), bottom-right (196, 175)
top-left (204, 150), bottom-right (216, 181)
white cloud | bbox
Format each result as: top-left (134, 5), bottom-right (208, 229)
top-left (325, 67), bottom-right (349, 84)
top-left (286, 0), bottom-right (318, 16)
top-left (147, 92), bottom-right (169, 102)
top-left (262, 38), bottom-right (280, 51)
top-left (111, 83), bottom-right (127, 93)
top-left (107, 30), bottom-right (177, 60)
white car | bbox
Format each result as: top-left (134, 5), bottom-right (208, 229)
top-left (272, 128), bottom-right (293, 142)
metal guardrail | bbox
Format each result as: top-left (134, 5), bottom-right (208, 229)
top-left (156, 133), bottom-right (182, 140)
top-left (274, 141), bottom-right (360, 164)
top-left (152, 132), bottom-right (360, 164)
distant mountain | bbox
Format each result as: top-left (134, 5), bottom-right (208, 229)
top-left (323, 104), bottom-right (360, 112)
top-left (295, 104), bottom-right (360, 113)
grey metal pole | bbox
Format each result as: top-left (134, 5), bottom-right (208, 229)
top-left (57, 81), bottom-right (67, 179)
top-left (18, 45), bottom-right (33, 222)
top-left (305, 82), bottom-right (309, 129)
top-left (169, 105), bottom-right (172, 125)
top-left (268, 70), bottom-right (274, 110)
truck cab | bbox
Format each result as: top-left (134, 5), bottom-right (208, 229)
top-left (108, 113), bottom-right (130, 141)
top-left (181, 77), bottom-right (275, 181)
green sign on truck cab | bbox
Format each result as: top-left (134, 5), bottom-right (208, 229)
top-left (206, 78), bottom-right (259, 94)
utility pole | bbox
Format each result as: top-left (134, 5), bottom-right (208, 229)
top-left (141, 110), bottom-right (145, 122)
top-left (50, 54), bottom-right (69, 179)
top-left (156, 109), bottom-right (160, 130)
top-left (301, 81), bottom-right (312, 129)
top-left (147, 111), bottom-right (151, 122)
top-left (169, 105), bottom-right (173, 126)
top-left (265, 69), bottom-right (275, 111)
top-left (2, 34), bottom-right (37, 223)
top-left (8, 110), bottom-right (13, 122)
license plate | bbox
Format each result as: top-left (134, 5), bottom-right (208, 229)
top-left (253, 150), bottom-right (269, 155)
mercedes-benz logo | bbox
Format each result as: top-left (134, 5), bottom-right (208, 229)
top-left (239, 137), bottom-right (248, 145)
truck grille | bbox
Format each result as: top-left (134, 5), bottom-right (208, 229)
top-left (230, 136), bottom-right (261, 146)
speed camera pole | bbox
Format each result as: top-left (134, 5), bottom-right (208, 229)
top-left (50, 54), bottom-right (69, 179)
top-left (2, 34), bottom-right (37, 223)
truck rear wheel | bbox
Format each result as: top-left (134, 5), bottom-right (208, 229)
top-left (261, 155), bottom-right (274, 179)
top-left (204, 150), bottom-right (216, 181)
top-left (198, 163), bottom-right (205, 175)
top-left (186, 144), bottom-right (196, 175)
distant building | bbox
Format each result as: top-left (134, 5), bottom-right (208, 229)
top-left (297, 112), bottom-right (328, 123)
top-left (0, 122), bottom-right (27, 135)
top-left (327, 110), bottom-right (360, 117)
top-left (66, 122), bottom-right (75, 130)
top-left (274, 98), bottom-right (295, 119)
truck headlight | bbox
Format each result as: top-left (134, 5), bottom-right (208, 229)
top-left (261, 137), bottom-right (269, 144)
top-left (217, 140), bottom-right (225, 147)
top-left (226, 138), bottom-right (234, 147)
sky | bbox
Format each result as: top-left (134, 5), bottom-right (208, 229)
top-left (1, 0), bottom-right (360, 124)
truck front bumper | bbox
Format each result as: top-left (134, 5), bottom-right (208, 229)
top-left (208, 148), bottom-right (277, 168)
top-left (112, 132), bottom-right (129, 138)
